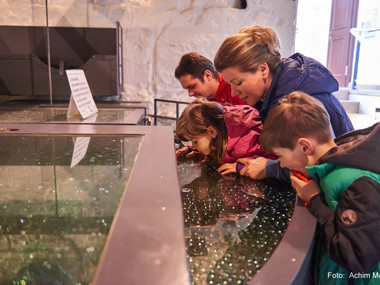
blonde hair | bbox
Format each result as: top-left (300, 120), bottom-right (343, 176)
top-left (214, 25), bottom-right (281, 74)
top-left (176, 98), bottom-right (227, 164)
top-left (260, 91), bottom-right (332, 153)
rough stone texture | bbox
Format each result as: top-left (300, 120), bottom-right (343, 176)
top-left (0, 0), bottom-right (297, 114)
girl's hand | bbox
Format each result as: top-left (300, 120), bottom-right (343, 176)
top-left (290, 171), bottom-right (321, 204)
top-left (176, 146), bottom-right (191, 157)
top-left (218, 163), bottom-right (237, 175)
top-left (176, 146), bottom-right (203, 158)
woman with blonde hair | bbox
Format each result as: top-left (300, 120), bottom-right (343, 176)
top-left (176, 97), bottom-right (276, 175)
top-left (214, 25), bottom-right (353, 181)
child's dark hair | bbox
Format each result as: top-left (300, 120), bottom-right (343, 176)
top-left (260, 91), bottom-right (332, 153)
top-left (176, 98), bottom-right (228, 164)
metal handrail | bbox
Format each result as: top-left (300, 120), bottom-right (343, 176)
top-left (152, 98), bottom-right (189, 125)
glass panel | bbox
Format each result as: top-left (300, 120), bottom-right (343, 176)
top-left (0, 135), bottom-right (143, 284)
top-left (177, 160), bottom-right (296, 285)
top-left (0, 108), bottom-right (136, 123)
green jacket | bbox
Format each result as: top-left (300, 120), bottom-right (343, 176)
top-left (307, 123), bottom-right (380, 285)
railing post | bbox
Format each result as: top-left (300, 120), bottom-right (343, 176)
top-left (154, 99), bottom-right (157, 125)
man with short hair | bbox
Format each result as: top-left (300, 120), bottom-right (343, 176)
top-left (175, 52), bottom-right (246, 105)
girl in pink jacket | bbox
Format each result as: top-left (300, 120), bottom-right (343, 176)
top-left (176, 98), bottom-right (276, 175)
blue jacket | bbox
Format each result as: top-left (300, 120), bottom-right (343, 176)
top-left (257, 52), bottom-right (353, 137)
top-left (261, 53), bottom-right (354, 180)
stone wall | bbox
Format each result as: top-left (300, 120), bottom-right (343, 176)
top-left (0, 0), bottom-right (297, 113)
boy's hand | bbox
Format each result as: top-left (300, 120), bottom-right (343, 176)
top-left (237, 157), bottom-right (267, 179)
top-left (290, 171), bottom-right (321, 204)
top-left (218, 162), bottom-right (237, 175)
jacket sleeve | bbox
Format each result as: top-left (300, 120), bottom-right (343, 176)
top-left (309, 177), bottom-right (380, 273)
top-left (226, 106), bottom-right (275, 162)
top-left (265, 159), bottom-right (290, 182)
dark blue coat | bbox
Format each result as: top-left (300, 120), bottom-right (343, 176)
top-left (256, 53), bottom-right (353, 137)
top-left (259, 53), bottom-right (354, 180)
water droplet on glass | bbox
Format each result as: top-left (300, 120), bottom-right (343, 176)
top-left (86, 247), bottom-right (95, 253)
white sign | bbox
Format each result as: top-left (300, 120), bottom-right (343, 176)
top-left (70, 136), bottom-right (91, 168)
top-left (66, 69), bottom-right (98, 119)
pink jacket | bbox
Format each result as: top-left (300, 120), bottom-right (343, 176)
top-left (223, 105), bottom-right (276, 163)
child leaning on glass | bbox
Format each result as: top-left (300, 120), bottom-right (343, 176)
top-left (176, 97), bottom-right (276, 175)
top-left (260, 91), bottom-right (380, 284)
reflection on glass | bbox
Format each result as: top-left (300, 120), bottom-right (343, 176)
top-left (177, 159), bottom-right (296, 285)
top-left (0, 109), bottom-right (135, 123)
top-left (0, 135), bottom-right (142, 284)
top-left (70, 137), bottom-right (91, 168)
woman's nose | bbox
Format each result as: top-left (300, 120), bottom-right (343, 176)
top-left (231, 85), bottom-right (239, 97)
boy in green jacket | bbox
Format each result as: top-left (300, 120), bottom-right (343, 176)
top-left (260, 91), bottom-right (380, 284)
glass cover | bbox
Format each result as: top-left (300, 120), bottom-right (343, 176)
top-left (0, 134), bottom-right (143, 284)
top-left (0, 108), bottom-right (136, 123)
top-left (177, 159), bottom-right (296, 285)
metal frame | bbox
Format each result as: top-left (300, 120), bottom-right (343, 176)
top-left (0, 101), bottom-right (148, 125)
top-left (0, 123), bottom-right (316, 284)
top-left (249, 199), bottom-right (316, 284)
top-left (116, 21), bottom-right (124, 95)
top-left (0, 123), bottom-right (190, 285)
top-left (152, 98), bottom-right (189, 125)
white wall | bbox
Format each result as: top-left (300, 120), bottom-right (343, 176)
top-left (0, 0), bottom-right (297, 113)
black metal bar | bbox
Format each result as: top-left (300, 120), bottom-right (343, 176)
top-left (149, 114), bottom-right (177, 121)
top-left (153, 98), bottom-right (189, 125)
top-left (45, 0), bottom-right (53, 106)
top-left (154, 99), bottom-right (158, 125)
top-left (154, 98), bottom-right (189, 104)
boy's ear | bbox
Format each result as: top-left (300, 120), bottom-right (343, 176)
top-left (207, 126), bottom-right (217, 138)
top-left (297, 138), bottom-right (314, 155)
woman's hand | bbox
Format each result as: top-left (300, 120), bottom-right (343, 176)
top-left (237, 157), bottom-right (267, 179)
top-left (218, 162), bottom-right (237, 175)
top-left (290, 171), bottom-right (321, 204)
